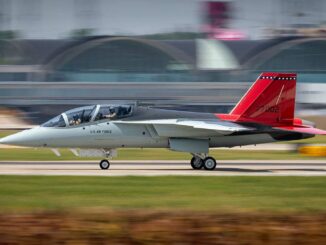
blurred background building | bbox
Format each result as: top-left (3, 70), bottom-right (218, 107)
top-left (0, 0), bottom-right (325, 127)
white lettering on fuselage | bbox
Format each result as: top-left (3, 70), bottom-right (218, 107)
top-left (90, 130), bottom-right (112, 134)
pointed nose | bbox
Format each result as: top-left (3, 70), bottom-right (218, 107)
top-left (0, 137), bottom-right (7, 144)
top-left (0, 131), bottom-right (28, 145)
top-left (0, 129), bottom-right (40, 147)
top-left (0, 137), bottom-right (5, 144)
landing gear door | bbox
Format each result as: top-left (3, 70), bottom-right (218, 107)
top-left (169, 138), bottom-right (209, 154)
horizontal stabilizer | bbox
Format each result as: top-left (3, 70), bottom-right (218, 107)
top-left (276, 126), bottom-right (326, 135)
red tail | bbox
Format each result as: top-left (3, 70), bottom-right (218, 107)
top-left (230, 72), bottom-right (296, 126)
top-left (217, 72), bottom-right (326, 135)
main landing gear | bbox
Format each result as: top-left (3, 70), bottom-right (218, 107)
top-left (190, 154), bottom-right (217, 171)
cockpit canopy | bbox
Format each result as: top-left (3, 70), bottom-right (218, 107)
top-left (42, 104), bottom-right (133, 127)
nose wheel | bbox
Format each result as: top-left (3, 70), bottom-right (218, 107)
top-left (190, 155), bottom-right (216, 170)
top-left (99, 159), bottom-right (110, 170)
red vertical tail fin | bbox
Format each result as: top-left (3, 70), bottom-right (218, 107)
top-left (230, 72), bottom-right (297, 126)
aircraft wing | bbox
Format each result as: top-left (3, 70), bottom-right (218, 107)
top-left (174, 119), bottom-right (250, 132)
top-left (115, 119), bottom-right (252, 136)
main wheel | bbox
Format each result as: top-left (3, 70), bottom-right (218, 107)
top-left (99, 159), bottom-right (110, 170)
top-left (203, 157), bottom-right (216, 171)
top-left (190, 157), bottom-right (204, 170)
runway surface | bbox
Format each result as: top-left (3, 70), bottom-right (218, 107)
top-left (0, 160), bottom-right (326, 176)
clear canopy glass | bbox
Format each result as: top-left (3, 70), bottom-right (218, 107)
top-left (94, 105), bottom-right (132, 121)
top-left (65, 105), bottom-right (96, 126)
top-left (42, 115), bottom-right (66, 127)
top-left (42, 104), bottom-right (133, 127)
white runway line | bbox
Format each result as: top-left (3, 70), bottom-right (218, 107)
top-left (0, 160), bottom-right (325, 176)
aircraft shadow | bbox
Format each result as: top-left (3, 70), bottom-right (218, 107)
top-left (214, 168), bottom-right (271, 173)
top-left (26, 167), bottom-right (326, 173)
top-left (28, 167), bottom-right (271, 172)
top-left (272, 168), bottom-right (326, 172)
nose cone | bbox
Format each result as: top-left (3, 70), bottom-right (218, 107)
top-left (0, 128), bottom-right (41, 147)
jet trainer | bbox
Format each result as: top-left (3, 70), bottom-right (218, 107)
top-left (1, 73), bottom-right (325, 170)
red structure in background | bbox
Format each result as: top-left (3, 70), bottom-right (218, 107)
top-left (203, 1), bottom-right (246, 40)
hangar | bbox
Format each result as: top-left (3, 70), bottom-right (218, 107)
top-left (0, 36), bottom-right (325, 124)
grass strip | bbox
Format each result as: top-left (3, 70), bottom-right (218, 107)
top-left (0, 176), bottom-right (326, 213)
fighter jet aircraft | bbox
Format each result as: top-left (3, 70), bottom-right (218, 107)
top-left (0, 72), bottom-right (325, 170)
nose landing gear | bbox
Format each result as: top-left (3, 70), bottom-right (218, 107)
top-left (190, 154), bottom-right (217, 171)
top-left (99, 159), bottom-right (110, 170)
top-left (99, 149), bottom-right (117, 170)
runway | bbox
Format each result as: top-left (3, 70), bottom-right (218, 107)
top-left (0, 160), bottom-right (326, 176)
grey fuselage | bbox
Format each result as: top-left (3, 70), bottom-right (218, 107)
top-left (0, 106), bottom-right (310, 150)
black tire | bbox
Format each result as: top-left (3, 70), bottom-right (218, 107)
top-left (100, 159), bottom-right (110, 170)
top-left (203, 157), bottom-right (216, 171)
top-left (190, 157), bottom-right (204, 170)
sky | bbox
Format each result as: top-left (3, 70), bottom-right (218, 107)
top-left (0, 0), bottom-right (325, 39)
